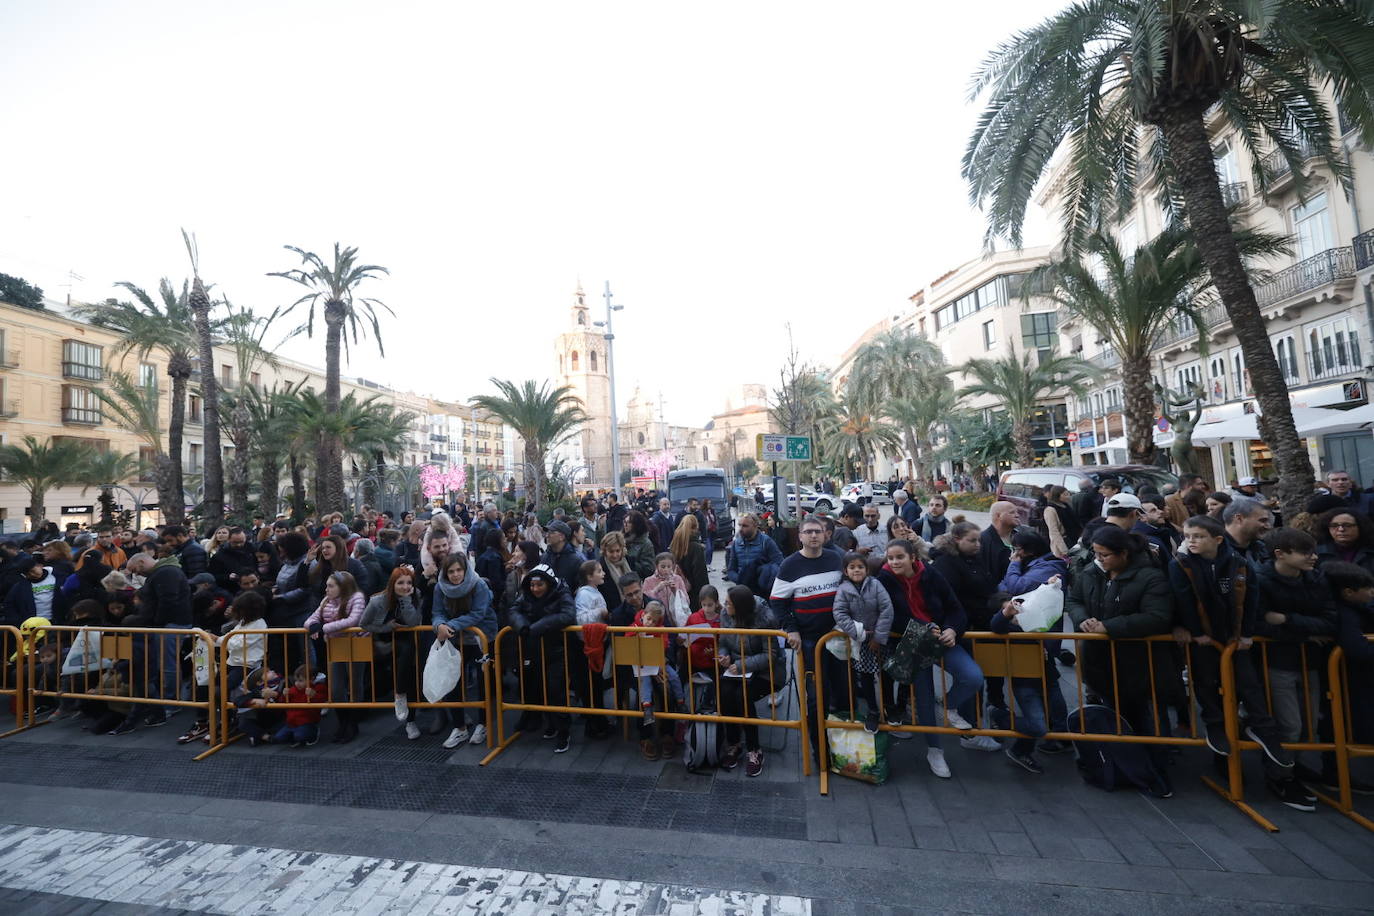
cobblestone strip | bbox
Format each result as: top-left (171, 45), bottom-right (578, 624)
top-left (0, 824), bottom-right (810, 915)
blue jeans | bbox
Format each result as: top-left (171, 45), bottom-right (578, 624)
top-left (704, 535), bottom-right (715, 565)
top-left (913, 644), bottom-right (983, 749)
top-left (273, 722), bottom-right (319, 744)
top-left (157, 623), bottom-right (185, 715)
top-left (1005, 679), bottom-right (1068, 755)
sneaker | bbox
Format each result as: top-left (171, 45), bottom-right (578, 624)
top-left (108, 720), bottom-right (138, 736)
top-left (443, 727), bottom-right (469, 749)
top-left (745, 750), bottom-right (764, 777)
top-left (960, 735), bottom-right (1001, 752)
top-left (1006, 748), bottom-right (1044, 774)
top-left (177, 722), bottom-right (209, 745)
top-left (290, 742), bottom-right (303, 749)
top-left (886, 715), bottom-right (913, 740)
top-left (542, 725), bottom-right (559, 740)
top-left (1205, 729), bottom-right (1231, 757)
top-left (1057, 649), bottom-right (1077, 666)
top-left (554, 733), bottom-right (571, 754)
top-left (864, 711), bottom-right (881, 734)
top-left (640, 739), bottom-right (660, 761)
top-left (468, 724), bottom-right (487, 745)
top-left (720, 743), bottom-right (742, 770)
top-left (394, 695), bottom-right (409, 722)
top-left (1038, 739), bottom-right (1072, 755)
top-left (143, 711), bottom-right (170, 728)
top-left (945, 709), bottom-right (974, 731)
top-left (405, 723), bottom-right (421, 741)
top-left (927, 748), bottom-right (951, 778)
top-left (1245, 726), bottom-right (1294, 769)
top-left (305, 733), bottom-right (318, 747)
top-left (247, 736), bottom-right (261, 747)
top-left (1269, 778), bottom-right (1316, 812)
top-left (314, 672), bottom-right (327, 683)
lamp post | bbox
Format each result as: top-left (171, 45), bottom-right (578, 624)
top-left (596, 281), bottom-right (624, 493)
top-left (104, 482), bottom-right (155, 532)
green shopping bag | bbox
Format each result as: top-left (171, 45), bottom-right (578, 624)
top-left (881, 619), bottom-right (945, 684)
top-left (826, 714), bottom-right (890, 785)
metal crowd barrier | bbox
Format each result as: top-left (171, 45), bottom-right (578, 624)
top-left (1324, 639), bottom-right (1374, 832)
top-left (200, 625), bottom-right (493, 759)
top-left (18, 625), bottom-right (222, 746)
top-left (0, 624), bottom-right (32, 735)
top-left (484, 624), bottom-right (811, 774)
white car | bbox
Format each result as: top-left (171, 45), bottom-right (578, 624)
top-left (841, 482), bottom-right (892, 506)
top-left (759, 483), bottom-right (841, 513)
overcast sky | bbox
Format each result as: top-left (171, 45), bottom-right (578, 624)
top-left (0, 0), bottom-right (1061, 425)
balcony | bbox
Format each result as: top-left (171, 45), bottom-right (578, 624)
top-left (1220, 181), bottom-right (1249, 208)
top-left (1355, 229), bottom-right (1374, 272)
top-left (1255, 247), bottom-right (1355, 308)
top-left (62, 361), bottom-right (103, 382)
top-left (62, 406), bottom-right (102, 425)
top-left (428, 452), bottom-right (448, 463)
top-left (0, 350), bottom-right (17, 369)
top-left (1089, 350), bottom-right (1121, 370)
top-left (0, 399), bottom-right (16, 419)
top-left (1308, 346), bottom-right (1364, 383)
top-left (430, 434), bottom-right (449, 444)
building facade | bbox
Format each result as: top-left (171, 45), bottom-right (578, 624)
top-left (552, 285), bottom-right (614, 488)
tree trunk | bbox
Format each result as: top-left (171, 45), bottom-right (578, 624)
top-left (259, 449), bottom-right (281, 519)
top-left (322, 308), bottom-right (346, 513)
top-left (1122, 355), bottom-right (1157, 465)
top-left (191, 279), bottom-right (224, 529)
top-left (155, 454), bottom-right (180, 529)
top-left (290, 453), bottom-right (306, 523)
top-left (1011, 416), bottom-right (1035, 468)
top-left (1159, 106), bottom-right (1313, 518)
top-left (166, 364), bottom-right (190, 526)
top-left (27, 487), bottom-right (46, 532)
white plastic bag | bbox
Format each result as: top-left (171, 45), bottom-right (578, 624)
top-left (1012, 580), bottom-right (1064, 633)
top-left (422, 639), bottom-right (463, 703)
top-left (669, 589), bottom-right (692, 628)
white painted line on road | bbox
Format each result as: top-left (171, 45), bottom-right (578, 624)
top-left (0, 823), bottom-right (811, 915)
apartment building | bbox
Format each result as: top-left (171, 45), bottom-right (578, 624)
top-left (1041, 103), bottom-right (1374, 486)
top-left (0, 298), bottom-right (516, 531)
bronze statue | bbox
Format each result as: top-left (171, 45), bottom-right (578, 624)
top-left (1155, 381), bottom-right (1206, 476)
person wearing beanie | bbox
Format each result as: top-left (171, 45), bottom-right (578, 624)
top-left (508, 564), bottom-right (577, 753)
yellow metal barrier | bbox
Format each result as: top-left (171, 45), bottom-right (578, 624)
top-left (200, 625), bottom-right (493, 759)
top-left (1322, 638), bottom-right (1374, 833)
top-left (0, 624), bottom-right (33, 736)
top-left (16, 625), bottom-right (222, 747)
top-left (483, 624), bottom-right (812, 774)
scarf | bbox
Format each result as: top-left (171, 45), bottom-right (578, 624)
top-left (884, 561), bottom-right (930, 623)
top-left (602, 555), bottom-right (631, 600)
top-left (437, 565), bottom-right (478, 612)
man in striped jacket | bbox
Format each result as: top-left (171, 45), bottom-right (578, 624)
top-left (770, 516), bottom-right (843, 762)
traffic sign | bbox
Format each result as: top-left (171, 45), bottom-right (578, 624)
top-left (756, 433), bottom-right (812, 462)
top-left (1066, 432), bottom-right (1078, 443)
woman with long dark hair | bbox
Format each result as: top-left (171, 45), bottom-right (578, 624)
top-left (361, 565), bottom-right (423, 738)
top-left (716, 585), bottom-right (784, 778)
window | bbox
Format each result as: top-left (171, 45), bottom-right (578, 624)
top-left (137, 362), bottom-right (158, 391)
top-left (702, 446), bottom-right (709, 461)
top-left (1273, 336), bottom-right (1300, 383)
top-left (189, 443), bottom-right (203, 472)
top-left (61, 385), bottom-right (102, 424)
top-left (590, 351), bottom-right (598, 372)
top-left (1208, 356), bottom-right (1228, 402)
top-left (62, 340), bottom-right (103, 381)
top-left (1214, 140), bottom-right (1240, 186)
top-left (0, 329), bottom-right (13, 366)
top-left (1174, 362), bottom-right (1202, 392)
top-left (982, 320), bottom-right (997, 351)
top-left (1105, 387), bottom-right (1123, 412)
top-left (1293, 192), bottom-right (1334, 260)
top-left (1230, 348), bottom-right (1250, 398)
top-left (250, 371), bottom-right (261, 388)
top-left (1119, 218), bottom-right (1138, 257)
top-left (221, 364), bottom-right (234, 387)
top-left (934, 305), bottom-right (954, 331)
top-left (189, 394), bottom-right (202, 423)
top-left (1307, 315), bottom-right (1362, 377)
top-left (138, 447), bottom-right (157, 482)
top-left (0, 377), bottom-right (9, 416)
top-left (1020, 312), bottom-right (1058, 354)
top-left (571, 351), bottom-right (579, 371)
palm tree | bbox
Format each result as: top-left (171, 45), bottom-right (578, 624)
top-left (270, 243), bottom-right (392, 513)
top-left (935, 411), bottom-right (1016, 489)
top-left (72, 279), bottom-right (202, 526)
top-left (1029, 224), bottom-right (1289, 464)
top-left (963, 1), bottom-right (1374, 516)
top-left (821, 391), bottom-right (904, 483)
top-left (851, 328), bottom-right (951, 480)
top-left (219, 303), bottom-right (286, 522)
top-left (884, 385), bottom-right (958, 486)
top-left (182, 230), bottom-right (224, 529)
top-left (958, 352), bottom-right (1097, 468)
top-left (0, 436), bottom-right (100, 531)
top-left (285, 390), bottom-right (415, 514)
top-left (80, 451), bottom-right (142, 527)
top-left (471, 379), bottom-right (586, 508)
top-left (244, 379), bottom-right (306, 520)
top-left (92, 370), bottom-right (179, 523)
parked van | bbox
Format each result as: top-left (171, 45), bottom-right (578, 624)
top-left (997, 465), bottom-right (1180, 527)
top-left (667, 468), bottom-right (734, 543)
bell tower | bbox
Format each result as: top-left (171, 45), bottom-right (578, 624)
top-left (554, 282), bottom-right (613, 487)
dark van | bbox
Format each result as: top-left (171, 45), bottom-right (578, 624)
top-left (997, 465), bottom-right (1180, 527)
top-left (667, 468), bottom-right (734, 544)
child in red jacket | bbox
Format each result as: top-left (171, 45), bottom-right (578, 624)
top-left (272, 665), bottom-right (326, 748)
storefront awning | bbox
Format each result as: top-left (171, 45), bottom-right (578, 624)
top-left (1191, 406), bottom-right (1367, 446)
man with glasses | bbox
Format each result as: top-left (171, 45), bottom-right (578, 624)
top-left (771, 516), bottom-right (844, 763)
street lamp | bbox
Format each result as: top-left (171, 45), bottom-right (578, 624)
top-left (595, 281), bottom-right (624, 492)
top-left (103, 482), bottom-right (155, 532)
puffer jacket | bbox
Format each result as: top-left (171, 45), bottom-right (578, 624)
top-left (1253, 563), bottom-right (1337, 672)
top-left (716, 606), bottom-right (785, 679)
top-left (998, 554), bottom-right (1069, 597)
top-left (508, 564), bottom-right (577, 658)
top-left (1066, 554), bottom-right (1176, 700)
top-left (429, 565), bottom-right (498, 647)
top-left (833, 577), bottom-right (895, 645)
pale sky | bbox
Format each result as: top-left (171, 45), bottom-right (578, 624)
top-left (0, 0), bottom-right (1061, 426)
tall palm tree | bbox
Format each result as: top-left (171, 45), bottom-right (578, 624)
top-left (822, 391), bottom-right (903, 483)
top-left (92, 370), bottom-right (179, 523)
top-left (285, 390), bottom-right (415, 513)
top-left (958, 352), bottom-right (1097, 468)
top-left (79, 450), bottom-right (142, 527)
top-left (851, 328), bottom-right (951, 480)
top-left (935, 411), bottom-right (1016, 489)
top-left (884, 386), bottom-right (958, 486)
top-left (244, 379), bottom-right (306, 520)
top-left (219, 303), bottom-right (286, 522)
top-left (471, 379), bottom-right (586, 508)
top-left (270, 243), bottom-right (392, 513)
top-left (182, 230), bottom-right (224, 529)
top-left (72, 279), bottom-right (202, 526)
top-left (0, 436), bottom-right (100, 531)
top-left (963, 0), bottom-right (1374, 516)
top-left (1029, 223), bottom-right (1289, 464)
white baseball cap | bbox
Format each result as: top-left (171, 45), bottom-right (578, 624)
top-left (1237, 476), bottom-right (1260, 486)
top-left (1104, 493), bottom-right (1142, 511)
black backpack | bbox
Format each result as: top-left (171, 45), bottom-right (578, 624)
top-left (1067, 704), bottom-right (1173, 798)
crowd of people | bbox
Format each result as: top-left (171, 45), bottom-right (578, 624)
top-left (1, 470), bottom-right (1370, 809)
